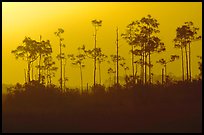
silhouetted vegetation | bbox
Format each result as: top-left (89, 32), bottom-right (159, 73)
top-left (6, 14), bottom-right (202, 133)
top-left (3, 80), bottom-right (202, 133)
top-left (174, 22), bottom-right (201, 81)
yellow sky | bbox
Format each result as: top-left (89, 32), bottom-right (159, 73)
top-left (2, 2), bottom-right (202, 87)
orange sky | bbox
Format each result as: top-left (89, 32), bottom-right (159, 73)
top-left (2, 2), bottom-right (202, 88)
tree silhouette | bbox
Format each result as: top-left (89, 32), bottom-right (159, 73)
top-left (96, 50), bottom-right (107, 85)
top-left (122, 15), bottom-right (165, 85)
top-left (134, 59), bottom-right (144, 84)
top-left (92, 19), bottom-right (102, 86)
top-left (79, 45), bottom-right (106, 86)
top-left (184, 22), bottom-right (201, 81)
top-left (35, 36), bottom-right (52, 83)
top-left (120, 62), bottom-right (129, 84)
top-left (120, 62), bottom-right (129, 77)
top-left (43, 55), bottom-right (58, 86)
top-left (107, 67), bottom-right (115, 86)
top-left (139, 15), bottom-right (165, 84)
top-left (156, 55), bottom-right (179, 83)
top-left (197, 56), bottom-right (202, 80)
top-left (176, 25), bottom-right (191, 81)
top-left (11, 37), bottom-right (40, 83)
top-left (54, 28), bottom-right (65, 91)
top-left (174, 22), bottom-right (201, 81)
top-left (68, 52), bottom-right (86, 91)
top-left (121, 21), bottom-right (139, 83)
top-left (56, 52), bottom-right (66, 90)
top-left (108, 54), bottom-right (125, 84)
top-left (174, 37), bottom-right (185, 81)
top-left (63, 57), bottom-right (68, 90)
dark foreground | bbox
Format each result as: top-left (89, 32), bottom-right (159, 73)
top-left (2, 81), bottom-right (202, 133)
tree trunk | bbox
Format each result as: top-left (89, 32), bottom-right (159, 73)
top-left (48, 69), bottom-right (50, 86)
top-left (38, 54), bottom-right (41, 83)
top-left (94, 58), bottom-right (96, 86)
top-left (38, 36), bottom-right (42, 83)
top-left (162, 68), bottom-right (164, 84)
top-left (188, 42), bottom-right (191, 81)
top-left (140, 53), bottom-right (144, 84)
top-left (50, 73), bottom-right (52, 85)
top-left (142, 52), bottom-right (145, 84)
top-left (148, 24), bottom-right (151, 84)
top-left (60, 41), bottom-right (63, 91)
top-left (145, 53), bottom-right (147, 84)
top-left (94, 26), bottom-right (97, 86)
top-left (165, 64), bottom-right (167, 83)
top-left (27, 61), bottom-right (31, 82)
top-left (140, 56), bottom-right (142, 84)
top-left (151, 74), bottom-right (153, 83)
top-left (131, 45), bottom-right (134, 81)
top-left (47, 68), bottom-right (49, 86)
top-left (184, 45), bottom-right (189, 81)
top-left (80, 64), bottom-right (83, 91)
top-left (135, 63), bottom-right (137, 84)
top-left (148, 51), bottom-right (151, 84)
top-left (181, 47), bottom-right (184, 81)
top-left (31, 62), bottom-right (34, 81)
top-left (116, 27), bottom-right (119, 85)
top-left (114, 64), bottom-right (116, 84)
top-left (64, 62), bottom-right (66, 90)
top-left (99, 61), bottom-right (101, 85)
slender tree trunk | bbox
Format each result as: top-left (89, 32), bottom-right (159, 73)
top-left (140, 56), bottom-right (142, 84)
top-left (184, 45), bottom-right (189, 81)
top-left (141, 53), bottom-right (144, 84)
top-left (38, 54), bottom-right (41, 83)
top-left (135, 63), bottom-right (137, 84)
top-left (131, 45), bottom-right (134, 80)
top-left (181, 47), bottom-right (184, 81)
top-left (148, 51), bottom-right (151, 84)
top-left (80, 64), bottom-right (83, 91)
top-left (188, 42), bottom-right (191, 81)
top-left (31, 62), bottom-right (34, 81)
top-left (116, 27), bottom-right (119, 85)
top-left (99, 61), bottom-right (101, 85)
top-left (142, 52), bottom-right (145, 84)
top-left (145, 53), bottom-right (147, 84)
top-left (151, 74), bottom-right (153, 83)
top-left (48, 70), bottom-right (50, 86)
top-left (94, 26), bottom-right (97, 86)
top-left (165, 64), bottom-right (167, 83)
top-left (94, 59), bottom-right (96, 86)
top-left (60, 41), bottom-right (63, 91)
top-left (64, 62), bottom-right (66, 90)
top-left (114, 64), bottom-right (116, 84)
top-left (38, 36), bottom-right (42, 83)
top-left (148, 24), bottom-right (151, 84)
top-left (27, 61), bottom-right (31, 82)
top-left (47, 68), bottom-right (49, 86)
top-left (50, 73), bottom-right (52, 85)
top-left (162, 68), bottom-right (164, 84)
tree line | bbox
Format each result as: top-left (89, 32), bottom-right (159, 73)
top-left (11, 15), bottom-right (202, 91)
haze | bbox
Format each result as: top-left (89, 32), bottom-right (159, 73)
top-left (2, 2), bottom-right (202, 88)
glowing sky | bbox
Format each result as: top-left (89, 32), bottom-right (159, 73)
top-left (2, 2), bottom-right (202, 88)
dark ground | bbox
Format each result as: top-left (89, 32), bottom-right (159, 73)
top-left (2, 81), bottom-right (202, 133)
